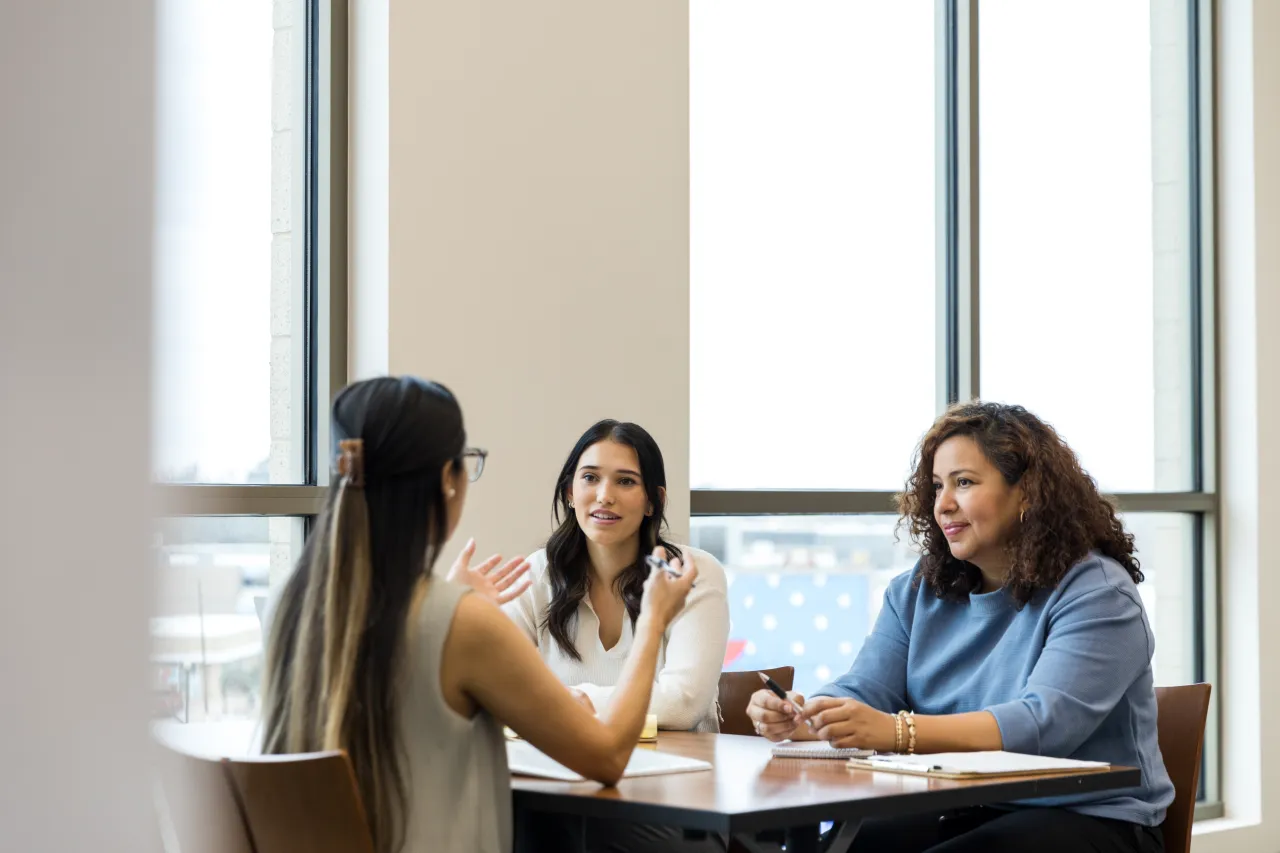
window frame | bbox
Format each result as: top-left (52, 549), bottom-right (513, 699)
top-left (689, 0), bottom-right (1221, 818)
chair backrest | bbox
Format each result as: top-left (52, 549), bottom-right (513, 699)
top-left (223, 750), bottom-right (376, 853)
top-left (1155, 683), bottom-right (1212, 853)
top-left (153, 745), bottom-right (255, 853)
top-left (718, 666), bottom-right (795, 736)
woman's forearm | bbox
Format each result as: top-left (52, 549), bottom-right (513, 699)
top-left (910, 710), bottom-right (1003, 753)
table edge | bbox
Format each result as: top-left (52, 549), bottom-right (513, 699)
top-left (511, 767), bottom-right (1144, 833)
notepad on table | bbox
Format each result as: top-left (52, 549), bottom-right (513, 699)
top-left (847, 751), bottom-right (1110, 779)
top-left (770, 740), bottom-right (875, 760)
top-left (506, 740), bottom-right (711, 782)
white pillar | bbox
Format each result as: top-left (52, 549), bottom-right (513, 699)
top-left (0, 1), bottom-right (160, 850)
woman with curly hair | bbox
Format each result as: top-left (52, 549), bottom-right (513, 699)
top-left (745, 402), bottom-right (1173, 853)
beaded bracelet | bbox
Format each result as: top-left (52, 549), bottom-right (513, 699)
top-left (897, 710), bottom-right (917, 754)
top-left (893, 711), bottom-right (904, 752)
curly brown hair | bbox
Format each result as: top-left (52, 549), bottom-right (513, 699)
top-left (896, 401), bottom-right (1142, 606)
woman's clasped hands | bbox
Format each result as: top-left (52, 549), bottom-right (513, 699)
top-left (745, 690), bottom-right (900, 752)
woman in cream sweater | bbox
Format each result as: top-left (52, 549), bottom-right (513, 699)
top-left (503, 419), bottom-right (729, 733)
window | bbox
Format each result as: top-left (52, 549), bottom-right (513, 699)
top-left (979, 0), bottom-right (1196, 493)
top-left (151, 0), bottom-right (345, 723)
top-left (691, 515), bottom-right (919, 699)
top-left (690, 1), bottom-right (937, 490)
top-left (691, 0), bottom-right (1217, 812)
top-left (154, 0), bottom-right (305, 486)
top-left (151, 517), bottom-right (305, 721)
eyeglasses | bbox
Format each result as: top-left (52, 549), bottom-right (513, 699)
top-left (461, 447), bottom-right (488, 483)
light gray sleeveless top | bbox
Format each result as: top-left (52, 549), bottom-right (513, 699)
top-left (398, 579), bottom-right (511, 853)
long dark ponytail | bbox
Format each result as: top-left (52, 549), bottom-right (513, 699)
top-left (260, 376), bottom-right (466, 853)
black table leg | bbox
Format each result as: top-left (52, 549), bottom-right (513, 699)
top-left (513, 808), bottom-right (587, 853)
top-left (731, 819), bottom-right (864, 853)
top-left (821, 819), bottom-right (863, 853)
top-left (729, 833), bottom-right (782, 853)
top-left (785, 824), bottom-right (822, 853)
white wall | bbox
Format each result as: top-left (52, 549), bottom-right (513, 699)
top-left (0, 2), bottom-right (158, 851)
top-left (1193, 0), bottom-right (1280, 850)
top-left (388, 2), bottom-right (690, 558)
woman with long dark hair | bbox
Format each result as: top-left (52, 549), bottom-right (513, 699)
top-left (503, 419), bottom-right (729, 734)
top-left (260, 378), bottom-right (697, 853)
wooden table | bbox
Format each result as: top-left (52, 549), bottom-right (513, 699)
top-left (510, 733), bottom-right (1141, 853)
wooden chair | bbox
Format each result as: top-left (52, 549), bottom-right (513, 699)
top-left (1155, 684), bottom-right (1212, 853)
top-left (223, 751), bottom-right (376, 853)
top-left (152, 745), bottom-right (254, 853)
top-left (718, 666), bottom-right (795, 736)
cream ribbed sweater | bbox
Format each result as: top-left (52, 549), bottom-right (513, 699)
top-left (502, 546), bottom-right (729, 732)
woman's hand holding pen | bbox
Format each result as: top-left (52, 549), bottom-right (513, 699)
top-left (637, 546), bottom-right (698, 635)
top-left (746, 689), bottom-right (810, 742)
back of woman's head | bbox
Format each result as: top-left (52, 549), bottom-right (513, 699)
top-left (260, 376), bottom-right (466, 853)
top-left (897, 400), bottom-right (1141, 605)
top-left (544, 419), bottom-right (680, 659)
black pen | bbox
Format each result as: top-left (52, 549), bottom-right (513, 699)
top-left (757, 671), bottom-right (802, 708)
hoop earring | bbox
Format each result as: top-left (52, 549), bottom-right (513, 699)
top-left (1019, 509), bottom-right (1026, 524)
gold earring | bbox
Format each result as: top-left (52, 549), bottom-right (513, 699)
top-left (1020, 509), bottom-right (1026, 524)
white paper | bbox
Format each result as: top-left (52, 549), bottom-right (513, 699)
top-left (507, 740), bottom-right (713, 781)
top-left (860, 751), bottom-right (1109, 776)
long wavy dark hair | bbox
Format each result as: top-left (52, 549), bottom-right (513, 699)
top-left (544, 420), bottom-right (681, 660)
top-left (260, 377), bottom-right (466, 853)
top-left (897, 401), bottom-right (1142, 607)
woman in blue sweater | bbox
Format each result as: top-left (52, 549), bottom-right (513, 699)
top-left (747, 402), bottom-right (1173, 853)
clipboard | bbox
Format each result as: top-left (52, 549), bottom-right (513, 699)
top-left (847, 751), bottom-right (1112, 780)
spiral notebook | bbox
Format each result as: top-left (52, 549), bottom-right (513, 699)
top-left (770, 740), bottom-right (875, 760)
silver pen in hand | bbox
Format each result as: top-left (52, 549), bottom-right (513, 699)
top-left (644, 553), bottom-right (697, 587)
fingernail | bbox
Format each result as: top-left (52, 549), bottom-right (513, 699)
top-left (782, 704), bottom-right (791, 714)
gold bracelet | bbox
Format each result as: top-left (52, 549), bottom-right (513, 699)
top-left (905, 711), bottom-right (917, 755)
top-left (893, 712), bottom-right (904, 752)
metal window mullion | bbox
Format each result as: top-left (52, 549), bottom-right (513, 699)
top-left (1193, 0), bottom-right (1221, 808)
top-left (939, 0), bottom-right (980, 409)
top-left (935, 0), bottom-right (952, 416)
top-left (314, 0), bottom-right (349, 486)
top-left (956, 0), bottom-right (980, 404)
top-left (303, 0), bottom-right (321, 485)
